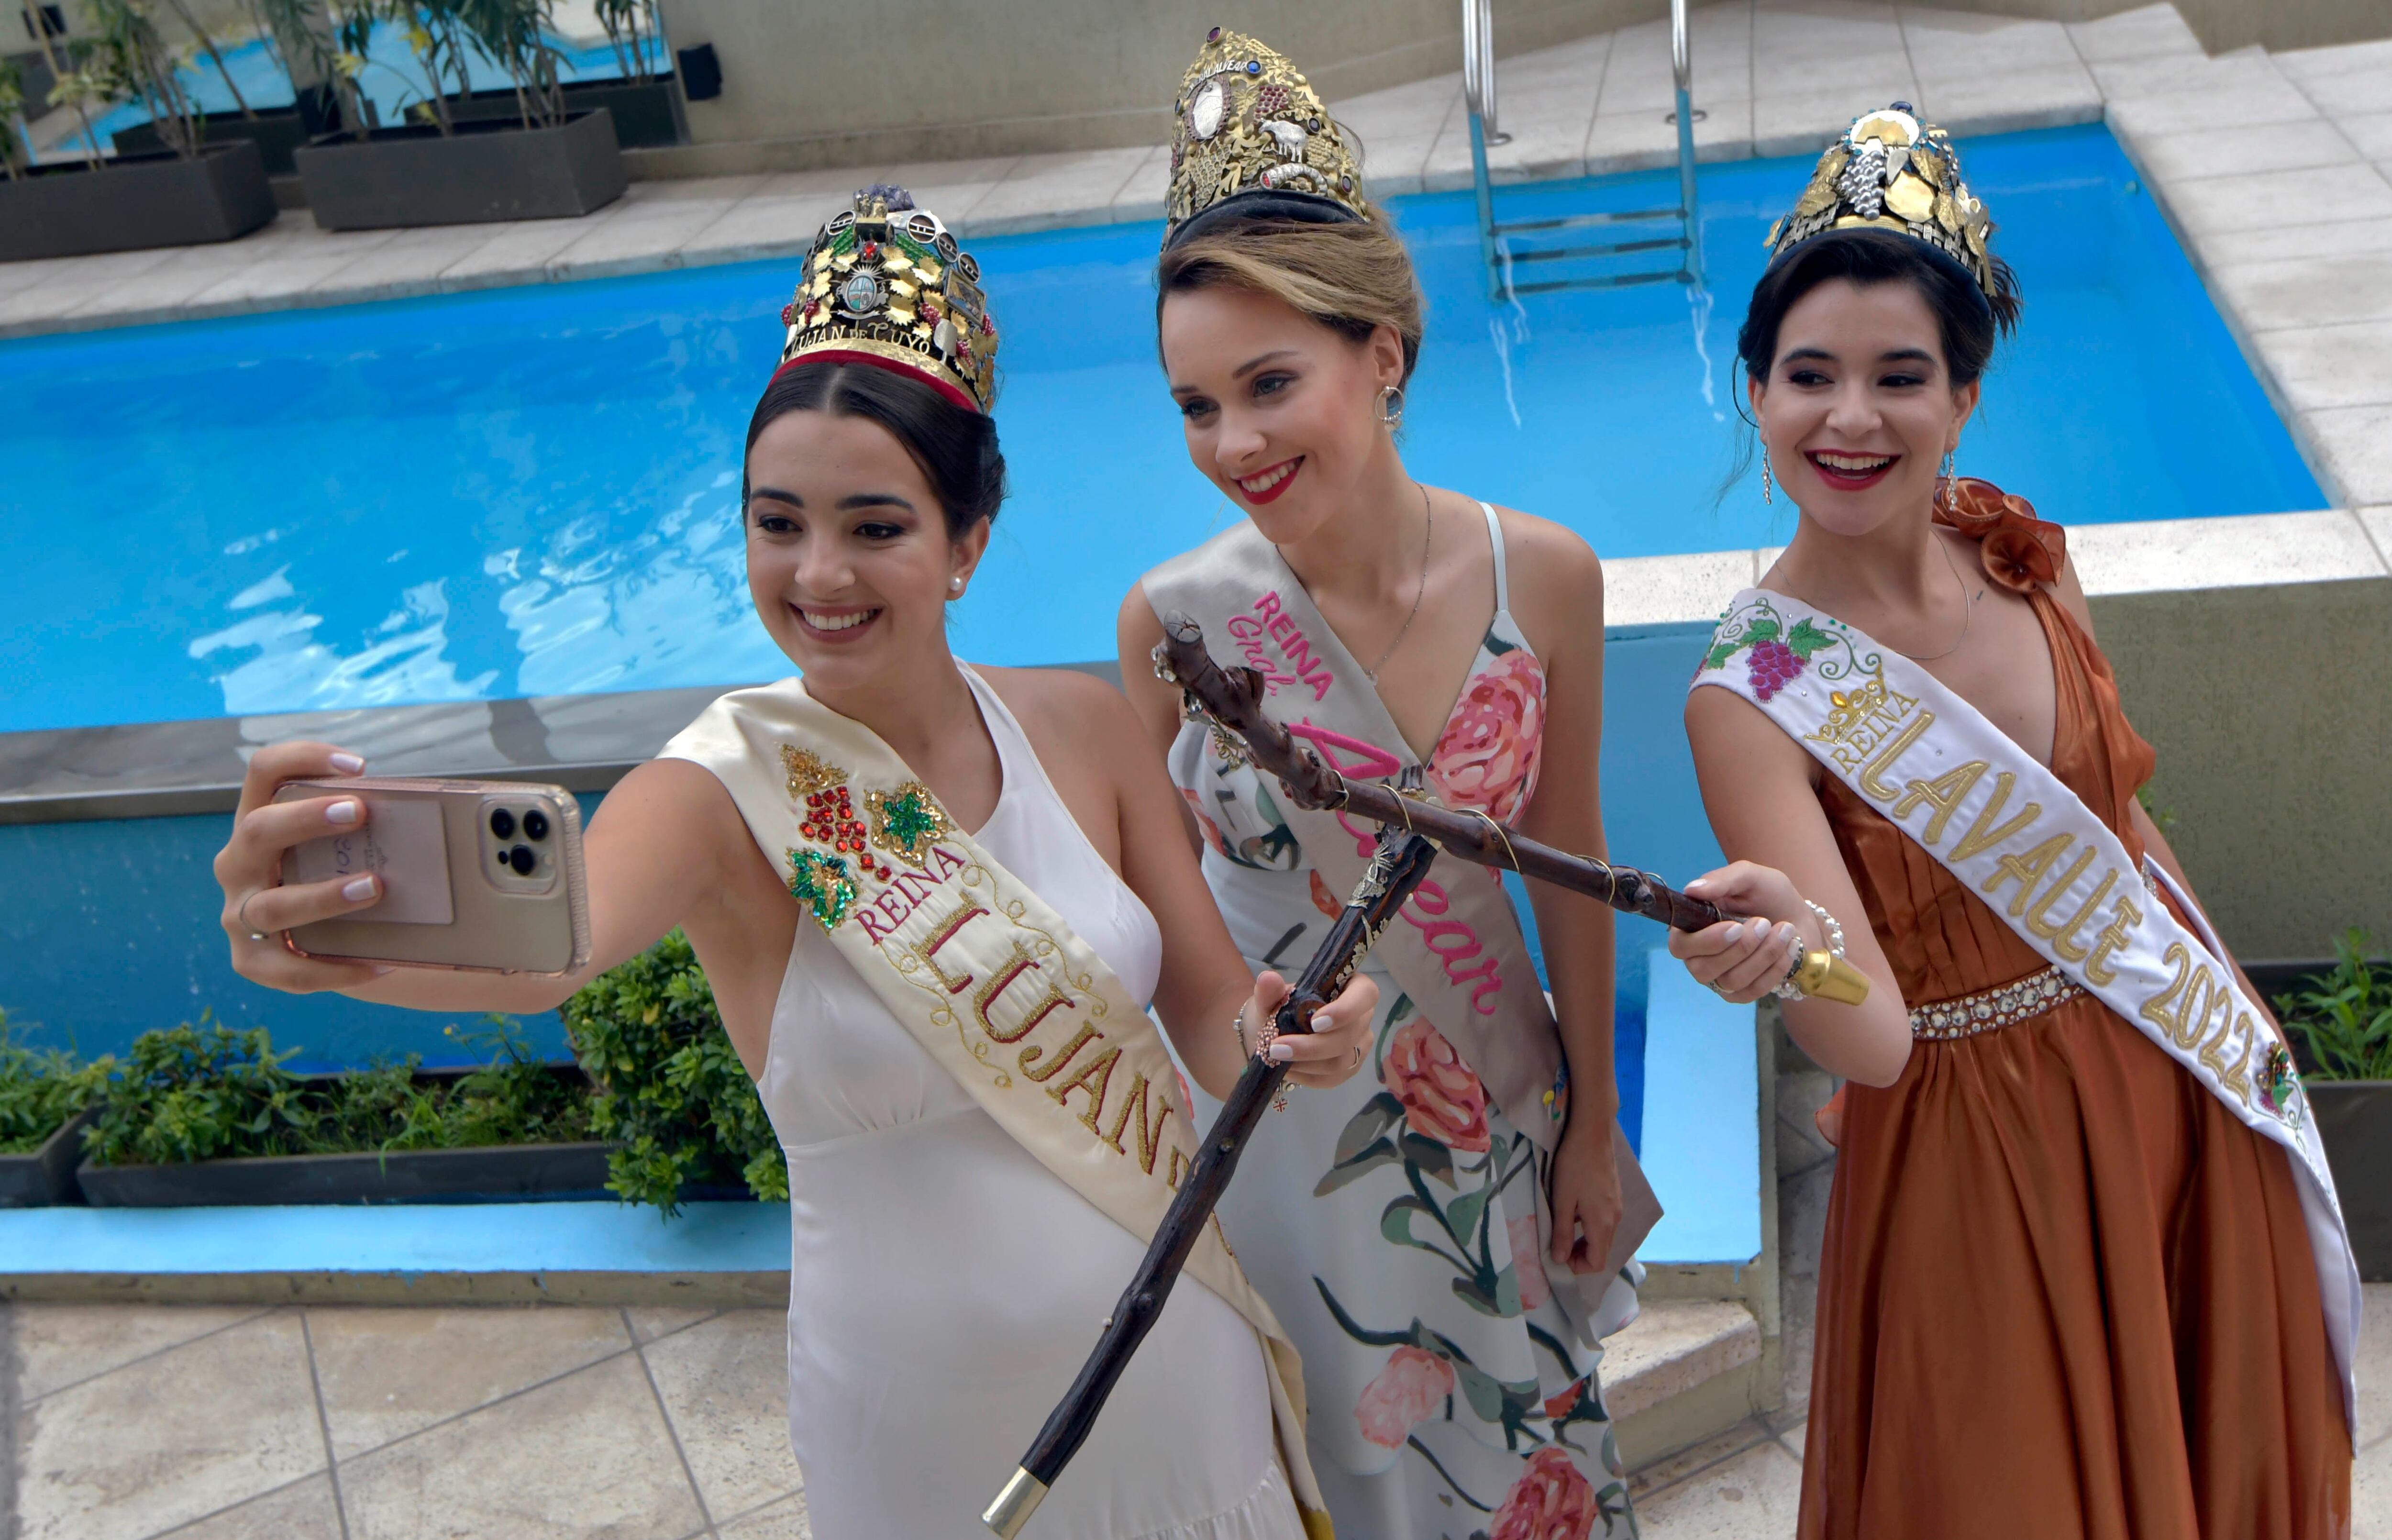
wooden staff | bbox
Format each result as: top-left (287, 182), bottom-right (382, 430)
top-left (983, 829), bottom-right (1442, 1538)
top-left (982, 617), bottom-right (1868, 1535)
top-left (1153, 616), bottom-right (1870, 1003)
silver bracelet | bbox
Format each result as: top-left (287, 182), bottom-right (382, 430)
top-left (1771, 899), bottom-right (1847, 1000)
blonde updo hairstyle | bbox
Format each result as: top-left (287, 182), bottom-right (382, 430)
top-left (1156, 215), bottom-right (1427, 386)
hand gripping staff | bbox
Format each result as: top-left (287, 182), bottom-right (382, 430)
top-left (980, 618), bottom-right (1870, 1536)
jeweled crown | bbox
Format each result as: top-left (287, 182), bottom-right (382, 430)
top-left (1163, 27), bottom-right (1369, 248)
top-left (778, 185), bottom-right (999, 413)
top-left (1764, 104), bottom-right (2015, 314)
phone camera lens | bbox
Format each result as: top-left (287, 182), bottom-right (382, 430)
top-left (489, 808), bottom-right (516, 840)
top-left (508, 844), bottom-right (536, 876)
top-left (521, 809), bottom-right (550, 842)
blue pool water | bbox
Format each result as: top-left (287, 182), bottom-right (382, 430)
top-left (0, 122), bottom-right (2321, 738)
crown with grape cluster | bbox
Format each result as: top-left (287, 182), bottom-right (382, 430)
top-left (1162, 27), bottom-right (1370, 249)
top-left (776, 185), bottom-right (1000, 413)
top-left (1764, 104), bottom-right (2015, 315)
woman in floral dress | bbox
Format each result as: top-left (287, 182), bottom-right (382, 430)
top-left (1116, 30), bottom-right (1651, 1539)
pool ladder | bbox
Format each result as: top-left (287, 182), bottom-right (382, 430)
top-left (1465, 0), bottom-right (1704, 300)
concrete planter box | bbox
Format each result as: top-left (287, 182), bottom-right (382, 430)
top-left (2308, 1082), bottom-right (2392, 1281)
top-left (294, 109), bottom-right (626, 231)
top-left (449, 78), bottom-right (685, 149)
top-left (0, 1106), bottom-right (98, 1208)
top-left (113, 107), bottom-right (312, 177)
top-left (77, 1138), bottom-right (618, 1207)
top-left (0, 141), bottom-right (276, 260)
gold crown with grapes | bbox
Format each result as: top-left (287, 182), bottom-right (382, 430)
top-left (778, 186), bottom-right (999, 412)
top-left (1163, 27), bottom-right (1369, 247)
top-left (1764, 104), bottom-right (2015, 313)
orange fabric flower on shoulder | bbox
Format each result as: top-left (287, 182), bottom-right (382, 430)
top-left (1933, 476), bottom-right (2067, 594)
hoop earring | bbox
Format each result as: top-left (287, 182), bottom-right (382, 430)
top-left (1377, 385), bottom-right (1405, 428)
top-left (1760, 444), bottom-right (1774, 505)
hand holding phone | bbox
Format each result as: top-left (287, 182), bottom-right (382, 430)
top-left (216, 742), bottom-right (590, 983)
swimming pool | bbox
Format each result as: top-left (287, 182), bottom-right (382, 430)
top-left (0, 122), bottom-right (2321, 737)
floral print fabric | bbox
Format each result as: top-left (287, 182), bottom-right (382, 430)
top-left (1173, 598), bottom-right (1638, 1540)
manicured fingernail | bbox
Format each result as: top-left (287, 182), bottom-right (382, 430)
top-left (329, 752), bottom-right (364, 773)
top-left (342, 876), bottom-right (377, 901)
top-left (327, 800), bottom-right (360, 825)
top-left (1268, 1042), bottom-right (1294, 1062)
top-left (1723, 921), bottom-right (1744, 942)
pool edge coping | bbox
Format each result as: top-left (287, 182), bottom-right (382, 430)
top-left (5, 507), bottom-right (2383, 827)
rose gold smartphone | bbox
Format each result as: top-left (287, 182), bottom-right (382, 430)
top-left (272, 778), bottom-right (591, 976)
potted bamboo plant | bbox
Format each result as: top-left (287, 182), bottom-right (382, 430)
top-left (292, 0), bottom-right (624, 230)
top-left (110, 0), bottom-right (323, 173)
top-left (2274, 930), bottom-right (2392, 1280)
top-left (444, 0), bottom-right (681, 149)
top-left (0, 0), bottom-right (277, 259)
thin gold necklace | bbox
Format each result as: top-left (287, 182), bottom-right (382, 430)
top-left (1364, 483), bottom-right (1434, 682)
top-left (1894, 533), bottom-right (1973, 663)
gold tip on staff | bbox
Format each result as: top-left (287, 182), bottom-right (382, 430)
top-left (982, 1468), bottom-right (1047, 1538)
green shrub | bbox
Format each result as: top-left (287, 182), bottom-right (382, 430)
top-left (0, 1017), bottom-right (109, 1154)
top-left (564, 930), bottom-right (786, 1216)
top-left (83, 1014), bottom-right (592, 1167)
top-left (2277, 929), bottom-right (2392, 1082)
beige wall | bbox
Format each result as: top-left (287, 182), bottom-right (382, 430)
top-left (1932, 0), bottom-right (2392, 52)
top-left (646, 0), bottom-right (2385, 171)
top-left (2094, 576), bottom-right (2392, 964)
top-left (652, 0), bottom-right (1667, 166)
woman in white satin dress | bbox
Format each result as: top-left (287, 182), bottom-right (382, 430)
top-left (210, 187), bottom-right (1378, 1539)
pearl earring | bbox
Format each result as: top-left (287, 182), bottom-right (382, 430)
top-left (950, 576), bottom-right (963, 592)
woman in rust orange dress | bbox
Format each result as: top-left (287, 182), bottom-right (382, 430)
top-left (1663, 105), bottom-right (2356, 1538)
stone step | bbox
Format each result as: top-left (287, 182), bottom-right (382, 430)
top-left (1607, 1297), bottom-right (1770, 1471)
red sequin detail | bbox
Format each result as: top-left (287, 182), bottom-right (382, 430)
top-left (780, 303), bottom-right (796, 324)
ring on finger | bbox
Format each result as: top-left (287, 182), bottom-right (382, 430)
top-left (237, 890), bottom-right (272, 943)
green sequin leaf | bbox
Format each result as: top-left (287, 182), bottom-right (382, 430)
top-left (785, 848), bottom-right (857, 931)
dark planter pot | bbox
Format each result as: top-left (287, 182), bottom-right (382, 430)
top-left (293, 108), bottom-right (626, 231)
top-left (113, 107), bottom-right (312, 177)
top-left (0, 141), bottom-right (276, 260)
top-left (0, 1106), bottom-right (98, 1208)
top-left (2308, 1082), bottom-right (2392, 1281)
top-left (77, 1139), bottom-right (619, 1207)
top-left (448, 77), bottom-right (684, 149)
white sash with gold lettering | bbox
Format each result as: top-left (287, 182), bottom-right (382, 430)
top-left (1691, 588), bottom-right (2359, 1418)
top-left (1147, 525), bottom-right (1571, 1141)
top-left (663, 676), bottom-right (1333, 1531)
top-left (1143, 521), bottom-right (1660, 1296)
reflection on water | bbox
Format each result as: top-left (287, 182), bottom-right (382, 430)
top-left (0, 126), bottom-right (2324, 735)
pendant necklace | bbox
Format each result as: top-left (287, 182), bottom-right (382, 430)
top-left (1363, 483), bottom-right (1434, 682)
top-left (1894, 532), bottom-right (1973, 663)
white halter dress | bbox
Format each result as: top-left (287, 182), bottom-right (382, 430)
top-left (753, 666), bottom-right (1304, 1540)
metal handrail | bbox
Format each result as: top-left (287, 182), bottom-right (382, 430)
top-left (1670, 0), bottom-right (1703, 277)
top-left (1461, 0), bottom-right (1506, 145)
top-left (1468, 0), bottom-right (1702, 299)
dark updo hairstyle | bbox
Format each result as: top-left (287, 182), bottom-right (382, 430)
top-left (1736, 226), bottom-right (2021, 392)
top-left (743, 360), bottom-right (1007, 538)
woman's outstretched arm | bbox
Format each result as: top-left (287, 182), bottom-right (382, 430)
top-left (214, 744), bottom-right (789, 1065)
top-left (1671, 687), bottom-right (1916, 1086)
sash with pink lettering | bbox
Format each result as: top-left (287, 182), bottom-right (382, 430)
top-left (660, 673), bottom-right (1332, 1530)
top-left (1142, 518), bottom-right (1658, 1287)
